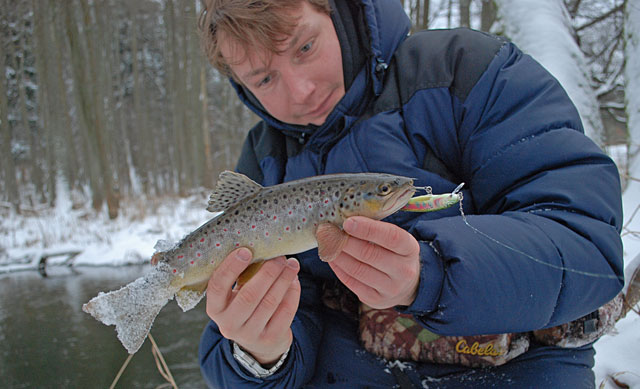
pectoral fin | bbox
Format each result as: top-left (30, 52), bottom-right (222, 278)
top-left (236, 260), bottom-right (265, 288)
top-left (316, 223), bottom-right (348, 262)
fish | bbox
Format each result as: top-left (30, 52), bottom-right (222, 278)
top-left (82, 171), bottom-right (416, 354)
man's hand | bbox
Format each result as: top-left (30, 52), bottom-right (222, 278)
top-left (205, 248), bottom-right (301, 365)
top-left (317, 216), bottom-right (421, 309)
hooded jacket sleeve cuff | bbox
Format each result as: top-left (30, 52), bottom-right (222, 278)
top-left (397, 241), bottom-right (444, 315)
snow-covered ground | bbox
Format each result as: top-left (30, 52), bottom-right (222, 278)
top-left (1, 166), bottom-right (639, 386)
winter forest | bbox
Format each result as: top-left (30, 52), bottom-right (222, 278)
top-left (1, 0), bottom-right (639, 387)
top-left (0, 0), bottom-right (636, 217)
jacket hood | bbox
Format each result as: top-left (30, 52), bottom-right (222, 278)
top-left (228, 0), bottom-right (411, 141)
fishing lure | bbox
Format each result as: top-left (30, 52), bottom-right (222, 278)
top-left (402, 183), bottom-right (464, 212)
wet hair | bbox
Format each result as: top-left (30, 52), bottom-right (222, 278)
top-left (198, 0), bottom-right (331, 78)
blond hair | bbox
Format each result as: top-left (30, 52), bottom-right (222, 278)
top-left (199, 0), bottom-right (331, 77)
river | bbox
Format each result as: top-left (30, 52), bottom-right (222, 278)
top-left (0, 266), bottom-right (209, 388)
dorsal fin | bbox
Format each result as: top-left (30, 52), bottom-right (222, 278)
top-left (207, 171), bottom-right (263, 212)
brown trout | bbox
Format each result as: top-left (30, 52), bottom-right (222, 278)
top-left (83, 171), bottom-right (416, 354)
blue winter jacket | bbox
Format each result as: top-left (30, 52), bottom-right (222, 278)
top-left (199, 0), bottom-right (623, 387)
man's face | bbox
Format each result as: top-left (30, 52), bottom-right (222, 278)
top-left (220, 1), bottom-right (345, 126)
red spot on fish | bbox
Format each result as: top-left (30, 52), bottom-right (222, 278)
top-left (200, 238), bottom-right (205, 242)
top-left (260, 210), bottom-right (264, 214)
top-left (286, 226), bottom-right (290, 231)
top-left (324, 200), bottom-right (329, 204)
top-left (308, 205), bottom-right (312, 209)
top-left (189, 244), bottom-right (193, 248)
top-left (320, 213), bottom-right (324, 218)
top-left (197, 253), bottom-right (201, 257)
top-left (223, 228), bottom-right (228, 232)
top-left (265, 232), bottom-right (269, 237)
top-left (235, 243), bottom-right (240, 247)
top-left (273, 216), bottom-right (277, 220)
top-left (289, 211), bottom-right (293, 215)
top-left (177, 255), bottom-right (184, 259)
top-left (216, 243), bottom-right (221, 247)
top-left (190, 260), bottom-right (195, 264)
top-left (173, 269), bottom-right (177, 273)
top-left (252, 225), bottom-right (256, 229)
top-left (302, 218), bottom-right (306, 222)
top-left (211, 229), bottom-right (215, 233)
top-left (237, 231), bottom-right (241, 234)
top-left (278, 238), bottom-right (282, 241)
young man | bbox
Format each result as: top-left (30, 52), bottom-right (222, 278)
top-left (197, 0), bottom-right (624, 387)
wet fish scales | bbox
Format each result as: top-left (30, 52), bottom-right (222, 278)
top-left (83, 171), bottom-right (416, 354)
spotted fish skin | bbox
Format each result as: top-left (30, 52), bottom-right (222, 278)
top-left (83, 171), bottom-right (415, 354)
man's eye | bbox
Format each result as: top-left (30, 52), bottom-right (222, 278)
top-left (300, 41), bottom-right (313, 54)
top-left (258, 75), bottom-right (272, 87)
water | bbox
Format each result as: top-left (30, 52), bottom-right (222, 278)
top-left (0, 266), bottom-right (209, 388)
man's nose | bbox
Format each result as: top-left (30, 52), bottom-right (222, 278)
top-left (284, 73), bottom-right (315, 104)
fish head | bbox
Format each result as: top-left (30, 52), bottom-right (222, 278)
top-left (339, 174), bottom-right (415, 220)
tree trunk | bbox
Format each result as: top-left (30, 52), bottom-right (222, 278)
top-left (64, 2), bottom-right (105, 210)
top-left (51, 2), bottom-right (78, 191)
top-left (422, 0), bottom-right (429, 30)
top-left (80, 0), bottom-right (118, 218)
top-left (459, 0), bottom-right (471, 28)
top-left (32, 0), bottom-right (57, 206)
top-left (625, 0), bottom-right (640, 179)
top-left (481, 0), bottom-right (497, 31)
top-left (0, 36), bottom-right (20, 209)
top-left (495, 0), bottom-right (606, 144)
top-left (15, 22), bottom-right (45, 203)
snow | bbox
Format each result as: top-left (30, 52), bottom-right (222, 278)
top-left (495, 0), bottom-right (605, 143)
top-left (0, 190), bottom-right (213, 272)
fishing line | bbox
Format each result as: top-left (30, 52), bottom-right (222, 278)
top-left (454, 192), bottom-right (624, 281)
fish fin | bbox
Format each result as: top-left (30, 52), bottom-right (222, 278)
top-left (236, 260), bottom-right (266, 288)
top-left (175, 281), bottom-right (208, 311)
top-left (316, 223), bottom-right (348, 262)
top-left (622, 254), bottom-right (640, 318)
top-left (82, 264), bottom-right (176, 354)
top-left (207, 171), bottom-right (263, 212)
top-left (150, 252), bottom-right (163, 265)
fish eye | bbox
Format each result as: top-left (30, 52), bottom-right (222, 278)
top-left (377, 184), bottom-right (391, 195)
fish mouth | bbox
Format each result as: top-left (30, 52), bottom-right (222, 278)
top-left (381, 187), bottom-right (416, 215)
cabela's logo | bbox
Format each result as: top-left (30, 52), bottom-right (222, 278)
top-left (455, 339), bottom-right (505, 357)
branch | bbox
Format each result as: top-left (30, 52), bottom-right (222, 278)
top-left (575, 3), bottom-right (624, 32)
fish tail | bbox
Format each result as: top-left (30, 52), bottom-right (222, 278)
top-left (82, 265), bottom-right (176, 354)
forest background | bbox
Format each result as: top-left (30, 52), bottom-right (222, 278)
top-left (0, 0), bottom-right (634, 219)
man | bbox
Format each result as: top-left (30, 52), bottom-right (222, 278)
top-left (197, 0), bottom-right (624, 387)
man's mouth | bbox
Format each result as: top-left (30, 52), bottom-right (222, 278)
top-left (306, 90), bottom-right (335, 120)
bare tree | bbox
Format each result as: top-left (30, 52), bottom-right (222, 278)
top-left (495, 0), bottom-right (606, 145)
top-left (0, 33), bottom-right (20, 209)
top-left (624, 0), bottom-right (640, 175)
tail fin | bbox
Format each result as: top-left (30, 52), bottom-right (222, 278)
top-left (83, 265), bottom-right (176, 354)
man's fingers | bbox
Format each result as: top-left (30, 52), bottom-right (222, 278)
top-left (231, 257), bottom-right (287, 317)
top-left (330, 261), bottom-right (381, 306)
top-left (249, 258), bottom-right (300, 330)
top-left (331, 251), bottom-right (391, 289)
top-left (264, 274), bottom-right (302, 336)
top-left (206, 248), bottom-right (253, 315)
top-left (343, 216), bottom-right (419, 256)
